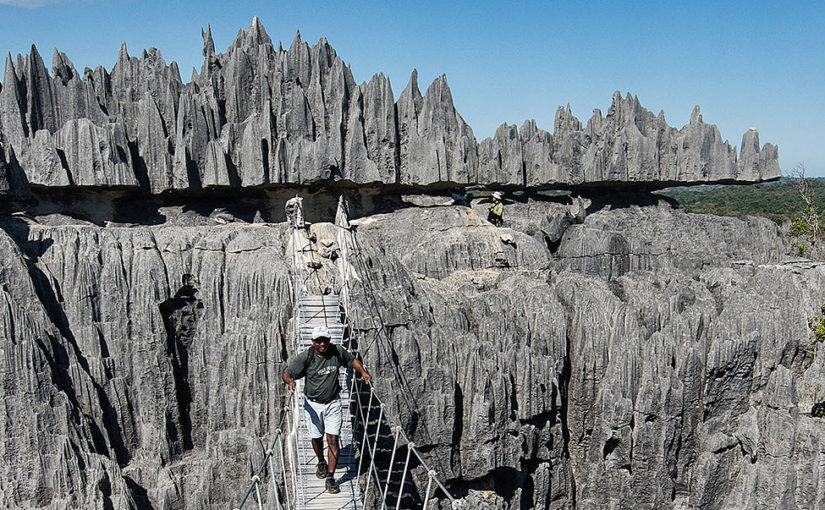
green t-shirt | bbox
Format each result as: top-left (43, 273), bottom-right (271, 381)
top-left (286, 345), bottom-right (355, 404)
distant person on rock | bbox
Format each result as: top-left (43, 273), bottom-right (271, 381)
top-left (488, 191), bottom-right (504, 226)
top-left (282, 326), bottom-right (372, 494)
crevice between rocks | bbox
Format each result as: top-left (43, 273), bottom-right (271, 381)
top-left (560, 320), bottom-right (576, 508)
top-left (124, 475), bottom-right (154, 510)
top-left (128, 141), bottom-right (149, 191)
top-left (159, 274), bottom-right (202, 453)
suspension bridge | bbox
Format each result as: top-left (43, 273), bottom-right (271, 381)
top-left (233, 197), bottom-right (462, 510)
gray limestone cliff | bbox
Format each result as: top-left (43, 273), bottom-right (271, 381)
top-left (0, 18), bottom-right (780, 197)
top-left (0, 17), bottom-right (811, 510)
top-left (2, 187), bottom-right (824, 509)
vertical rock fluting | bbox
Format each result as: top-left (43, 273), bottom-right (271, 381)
top-left (0, 20), bottom-right (780, 195)
top-left (0, 223), bottom-right (295, 508)
top-left (332, 200), bottom-right (825, 509)
top-left (397, 73), bottom-right (478, 185)
top-left (0, 147), bottom-right (8, 191)
top-left (0, 229), bottom-right (135, 509)
top-left (2, 195), bottom-right (825, 508)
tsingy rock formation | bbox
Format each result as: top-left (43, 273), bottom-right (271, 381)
top-left (0, 17), bottom-right (810, 510)
top-left (2, 189), bottom-right (824, 509)
top-left (0, 19), bottom-right (780, 197)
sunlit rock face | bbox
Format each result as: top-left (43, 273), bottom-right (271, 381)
top-left (0, 19), bottom-right (779, 198)
top-left (0, 16), bottom-right (804, 510)
top-left (2, 187), bottom-right (824, 509)
top-left (347, 196), bottom-right (824, 510)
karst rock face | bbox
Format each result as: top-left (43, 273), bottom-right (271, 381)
top-left (1, 17), bottom-right (813, 510)
top-left (3, 189), bottom-right (825, 510)
top-left (0, 18), bottom-right (779, 197)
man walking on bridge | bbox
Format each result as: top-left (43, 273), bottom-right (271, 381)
top-left (282, 326), bottom-right (372, 494)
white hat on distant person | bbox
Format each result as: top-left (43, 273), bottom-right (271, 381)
top-left (492, 191), bottom-right (503, 200)
top-left (312, 325), bottom-right (331, 340)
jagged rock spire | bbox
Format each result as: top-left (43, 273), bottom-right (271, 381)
top-left (117, 42), bottom-right (129, 65)
top-left (229, 16), bottom-right (274, 54)
top-left (0, 21), bottom-right (781, 197)
top-left (51, 49), bottom-right (76, 85)
top-left (202, 24), bottom-right (215, 60)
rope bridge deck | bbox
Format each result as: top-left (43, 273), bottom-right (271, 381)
top-left (294, 295), bottom-right (362, 510)
top-left (234, 196), bottom-right (461, 510)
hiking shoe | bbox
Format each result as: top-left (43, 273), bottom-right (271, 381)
top-left (315, 461), bottom-right (327, 479)
top-left (325, 476), bottom-right (340, 494)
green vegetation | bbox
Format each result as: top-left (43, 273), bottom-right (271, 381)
top-left (811, 385), bottom-right (825, 418)
top-left (809, 304), bottom-right (825, 345)
top-left (808, 305), bottom-right (825, 418)
top-left (657, 180), bottom-right (825, 225)
top-left (790, 217), bottom-right (813, 237)
top-left (789, 211), bottom-right (821, 256)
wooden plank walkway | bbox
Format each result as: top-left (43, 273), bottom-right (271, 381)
top-left (294, 295), bottom-right (362, 510)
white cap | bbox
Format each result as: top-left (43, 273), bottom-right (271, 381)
top-left (492, 191), bottom-right (503, 200)
top-left (311, 325), bottom-right (331, 340)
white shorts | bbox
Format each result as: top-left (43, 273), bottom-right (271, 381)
top-left (304, 397), bottom-right (342, 438)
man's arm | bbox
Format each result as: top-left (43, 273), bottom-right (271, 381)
top-left (352, 358), bottom-right (372, 384)
top-left (283, 350), bottom-right (308, 390)
top-left (282, 370), bottom-right (296, 390)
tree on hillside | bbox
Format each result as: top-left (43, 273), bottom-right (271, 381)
top-left (789, 163), bottom-right (823, 258)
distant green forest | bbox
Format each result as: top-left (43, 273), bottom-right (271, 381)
top-left (657, 179), bottom-right (825, 225)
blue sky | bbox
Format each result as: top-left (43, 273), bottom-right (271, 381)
top-left (1, 0), bottom-right (823, 176)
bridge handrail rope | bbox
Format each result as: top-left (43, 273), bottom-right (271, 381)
top-left (236, 216), bottom-right (311, 510)
top-left (334, 197), bottom-right (462, 509)
top-left (234, 391), bottom-right (294, 510)
top-left (235, 196), bottom-right (461, 509)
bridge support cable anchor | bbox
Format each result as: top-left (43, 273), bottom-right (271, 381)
top-left (395, 442), bottom-right (415, 510)
top-left (381, 426), bottom-right (403, 509)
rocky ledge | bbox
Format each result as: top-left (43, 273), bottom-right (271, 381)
top-left (1, 18), bottom-right (779, 197)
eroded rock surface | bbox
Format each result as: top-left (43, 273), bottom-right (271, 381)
top-left (1, 221), bottom-right (294, 509)
top-left (0, 19), bottom-right (780, 197)
top-left (2, 190), bottom-right (823, 509)
top-left (347, 198), bottom-right (824, 510)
